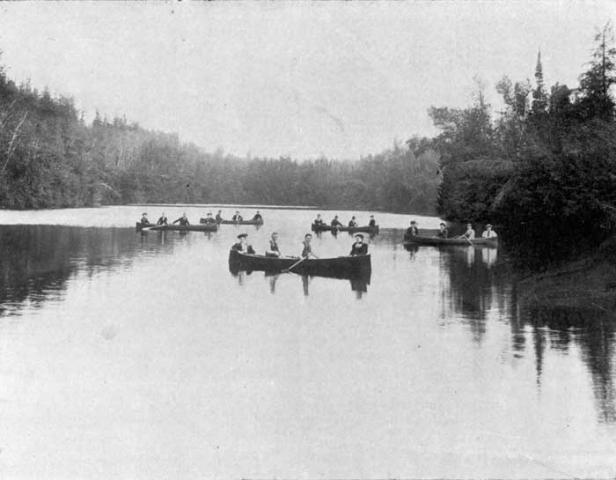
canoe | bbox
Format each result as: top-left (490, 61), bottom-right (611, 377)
top-left (203, 218), bottom-right (263, 225)
top-left (228, 249), bottom-right (371, 279)
top-left (136, 222), bottom-right (218, 232)
top-left (403, 235), bottom-right (498, 247)
top-left (311, 223), bottom-right (379, 234)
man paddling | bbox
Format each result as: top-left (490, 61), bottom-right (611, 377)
top-left (368, 215), bottom-right (376, 227)
top-left (301, 233), bottom-right (317, 258)
top-left (252, 211), bottom-right (263, 222)
top-left (232, 211), bottom-right (243, 222)
top-left (173, 213), bottom-right (190, 226)
top-left (139, 212), bottom-right (151, 226)
top-left (350, 234), bottom-right (368, 256)
top-left (266, 232), bottom-right (281, 257)
top-left (313, 214), bottom-right (325, 226)
top-left (215, 210), bottom-right (223, 223)
top-left (404, 220), bottom-right (419, 240)
top-left (157, 212), bottom-right (168, 225)
top-left (330, 215), bottom-right (343, 229)
top-left (348, 216), bottom-right (358, 228)
top-left (231, 233), bottom-right (255, 254)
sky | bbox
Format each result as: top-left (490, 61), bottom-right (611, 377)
top-left (0, 1), bottom-right (614, 159)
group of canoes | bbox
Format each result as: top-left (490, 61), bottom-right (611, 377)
top-left (403, 220), bottom-right (499, 246)
top-left (311, 214), bottom-right (379, 234)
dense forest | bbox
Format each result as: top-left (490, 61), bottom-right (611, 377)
top-left (431, 22), bottom-right (616, 266)
top-left (0, 56), bottom-right (439, 215)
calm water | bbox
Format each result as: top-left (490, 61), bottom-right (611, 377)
top-left (0, 206), bottom-right (615, 479)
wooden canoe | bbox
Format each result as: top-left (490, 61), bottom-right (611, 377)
top-left (204, 218), bottom-right (264, 225)
top-left (228, 249), bottom-right (371, 279)
top-left (311, 223), bottom-right (379, 234)
top-left (136, 222), bottom-right (218, 232)
top-left (403, 235), bottom-right (498, 247)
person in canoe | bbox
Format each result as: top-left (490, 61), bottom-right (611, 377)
top-left (139, 212), bottom-right (151, 226)
top-left (330, 215), bottom-right (343, 229)
top-left (252, 211), bottom-right (263, 222)
top-left (350, 234), bottom-right (368, 256)
top-left (232, 211), bottom-right (243, 222)
top-left (458, 223), bottom-right (475, 240)
top-left (348, 216), bottom-right (358, 228)
top-left (301, 233), bottom-right (317, 258)
top-left (437, 222), bottom-right (448, 238)
top-left (404, 220), bottom-right (419, 240)
top-left (313, 214), bottom-right (325, 226)
top-left (481, 223), bottom-right (498, 239)
top-left (231, 233), bottom-right (255, 254)
top-left (173, 212), bottom-right (190, 226)
top-left (203, 212), bottom-right (217, 224)
top-left (156, 212), bottom-right (168, 225)
top-left (265, 232), bottom-right (281, 257)
top-left (215, 210), bottom-right (223, 223)
top-left (369, 215), bottom-right (376, 227)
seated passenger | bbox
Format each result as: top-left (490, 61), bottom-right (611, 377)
top-left (348, 216), bottom-right (358, 228)
top-left (139, 213), bottom-right (151, 226)
top-left (481, 223), bottom-right (498, 239)
top-left (156, 212), bottom-right (168, 225)
top-left (350, 234), bottom-right (368, 256)
top-left (203, 212), bottom-right (217, 224)
top-left (404, 220), bottom-right (419, 240)
top-left (368, 215), bottom-right (376, 227)
top-left (252, 211), bottom-right (263, 222)
top-left (231, 233), bottom-right (255, 254)
top-left (232, 211), bottom-right (243, 222)
top-left (266, 232), bottom-right (281, 257)
top-left (172, 213), bottom-right (190, 226)
top-left (313, 214), bottom-right (325, 226)
top-left (215, 210), bottom-right (223, 223)
top-left (436, 222), bottom-right (448, 238)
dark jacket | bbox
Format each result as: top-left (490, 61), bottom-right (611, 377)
top-left (232, 215), bottom-right (243, 222)
top-left (348, 220), bottom-right (358, 227)
top-left (301, 241), bottom-right (312, 258)
top-left (331, 219), bottom-right (342, 227)
top-left (140, 217), bottom-right (151, 225)
top-left (314, 218), bottom-right (324, 225)
top-left (253, 214), bottom-right (263, 221)
top-left (156, 216), bottom-right (167, 225)
top-left (173, 216), bottom-right (190, 226)
top-left (350, 242), bottom-right (368, 256)
top-left (404, 226), bottom-right (418, 240)
top-left (437, 228), bottom-right (449, 238)
top-left (369, 218), bottom-right (376, 227)
top-left (215, 213), bottom-right (223, 222)
top-left (231, 242), bottom-right (255, 254)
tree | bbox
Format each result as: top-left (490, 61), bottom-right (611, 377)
top-left (577, 21), bottom-right (616, 121)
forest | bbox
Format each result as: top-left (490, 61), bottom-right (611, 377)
top-left (431, 22), bottom-right (616, 266)
top-left (0, 58), bottom-right (439, 215)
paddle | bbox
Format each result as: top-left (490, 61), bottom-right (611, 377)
top-left (283, 256), bottom-right (307, 273)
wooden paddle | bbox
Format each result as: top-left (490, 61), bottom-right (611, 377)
top-left (283, 256), bottom-right (307, 273)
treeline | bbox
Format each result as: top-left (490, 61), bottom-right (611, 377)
top-left (430, 22), bottom-right (616, 267)
top-left (0, 58), bottom-right (440, 215)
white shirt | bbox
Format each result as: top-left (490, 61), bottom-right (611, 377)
top-left (482, 229), bottom-right (498, 239)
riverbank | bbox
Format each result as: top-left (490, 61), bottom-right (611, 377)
top-left (516, 254), bottom-right (616, 313)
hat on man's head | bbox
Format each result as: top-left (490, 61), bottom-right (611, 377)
top-left (354, 233), bottom-right (364, 240)
top-left (237, 233), bottom-right (248, 239)
top-left (142, 212), bottom-right (148, 216)
top-left (486, 224), bottom-right (492, 228)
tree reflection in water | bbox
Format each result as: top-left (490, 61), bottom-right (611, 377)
top-left (0, 225), bottom-right (175, 317)
top-left (440, 242), bottom-right (616, 424)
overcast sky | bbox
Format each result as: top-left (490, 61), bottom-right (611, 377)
top-left (0, 1), bottom-right (614, 159)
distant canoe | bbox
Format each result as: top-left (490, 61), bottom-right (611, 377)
top-left (136, 222), bottom-right (218, 232)
top-left (311, 223), bottom-right (379, 234)
top-left (403, 235), bottom-right (498, 247)
top-left (202, 218), bottom-right (263, 225)
top-left (228, 249), bottom-right (371, 279)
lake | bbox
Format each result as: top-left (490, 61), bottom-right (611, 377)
top-left (0, 206), bottom-right (614, 479)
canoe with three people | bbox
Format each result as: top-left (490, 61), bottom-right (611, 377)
top-left (311, 213), bottom-right (380, 234)
top-left (403, 220), bottom-right (498, 247)
top-left (228, 231), bottom-right (371, 279)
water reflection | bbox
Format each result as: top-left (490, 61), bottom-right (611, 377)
top-left (436, 241), bottom-right (616, 424)
top-left (0, 225), bottom-right (175, 317)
